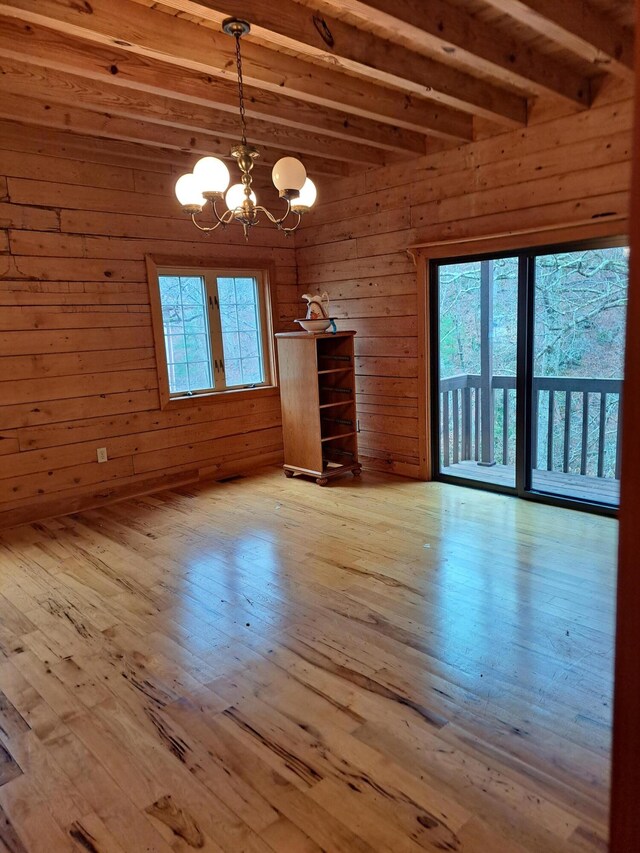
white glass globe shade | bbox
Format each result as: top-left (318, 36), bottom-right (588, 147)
top-left (291, 178), bottom-right (317, 212)
top-left (175, 173), bottom-right (204, 210)
top-left (193, 156), bottom-right (230, 195)
top-left (272, 157), bottom-right (306, 193)
top-left (225, 183), bottom-right (257, 211)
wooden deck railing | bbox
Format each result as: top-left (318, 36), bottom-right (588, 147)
top-left (440, 374), bottom-right (623, 479)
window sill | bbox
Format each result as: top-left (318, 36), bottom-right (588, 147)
top-left (162, 384), bottom-right (278, 411)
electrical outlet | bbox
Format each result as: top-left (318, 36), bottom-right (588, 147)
top-left (97, 447), bottom-right (108, 463)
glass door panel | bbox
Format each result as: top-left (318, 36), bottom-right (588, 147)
top-left (436, 256), bottom-right (519, 489)
top-left (530, 246), bottom-right (628, 506)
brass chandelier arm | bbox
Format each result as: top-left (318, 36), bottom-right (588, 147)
top-left (190, 200), bottom-right (236, 233)
top-left (254, 202), bottom-right (303, 234)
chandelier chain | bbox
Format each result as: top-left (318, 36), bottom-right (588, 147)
top-left (234, 33), bottom-right (248, 146)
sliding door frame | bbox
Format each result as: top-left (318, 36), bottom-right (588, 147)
top-left (428, 235), bottom-right (626, 517)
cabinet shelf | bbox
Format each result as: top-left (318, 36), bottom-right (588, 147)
top-left (321, 431), bottom-right (357, 443)
top-left (317, 367), bottom-right (352, 375)
top-left (319, 354), bottom-right (351, 362)
top-left (319, 400), bottom-right (353, 409)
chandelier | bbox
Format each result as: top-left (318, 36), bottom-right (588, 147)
top-left (174, 18), bottom-right (317, 239)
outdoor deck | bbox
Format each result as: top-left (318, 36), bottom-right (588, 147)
top-left (441, 460), bottom-right (620, 505)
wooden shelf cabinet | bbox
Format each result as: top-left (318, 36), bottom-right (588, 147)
top-left (275, 330), bottom-right (362, 485)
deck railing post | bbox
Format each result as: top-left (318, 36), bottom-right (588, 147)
top-left (478, 260), bottom-right (496, 466)
top-left (462, 385), bottom-right (472, 460)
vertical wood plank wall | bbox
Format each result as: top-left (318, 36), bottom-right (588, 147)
top-left (296, 80), bottom-right (633, 479)
top-left (0, 120), bottom-right (298, 527)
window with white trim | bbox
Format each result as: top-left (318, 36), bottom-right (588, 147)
top-left (156, 267), bottom-right (273, 398)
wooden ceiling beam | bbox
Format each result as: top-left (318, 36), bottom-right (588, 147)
top-left (0, 0), bottom-right (526, 127)
top-left (0, 56), bottom-right (392, 166)
top-left (0, 91), bottom-right (349, 177)
top-left (307, 0), bottom-right (592, 105)
top-left (0, 18), bottom-right (470, 150)
top-left (484, 0), bottom-right (634, 79)
top-left (148, 0), bottom-right (529, 124)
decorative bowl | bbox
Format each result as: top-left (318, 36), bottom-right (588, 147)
top-left (295, 317), bottom-right (333, 332)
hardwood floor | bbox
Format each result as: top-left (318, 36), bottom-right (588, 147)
top-left (0, 467), bottom-right (617, 852)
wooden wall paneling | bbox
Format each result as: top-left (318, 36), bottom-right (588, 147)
top-left (0, 117), bottom-right (192, 171)
top-left (363, 95), bottom-right (634, 195)
top-left (412, 193), bottom-right (629, 246)
top-left (0, 326), bottom-right (155, 357)
top-left (0, 348), bottom-right (156, 381)
top-left (410, 161), bottom-right (632, 232)
top-left (18, 394), bottom-right (284, 452)
top-left (0, 121), bottom-right (296, 525)
top-left (609, 3), bottom-right (640, 848)
top-left (1, 410), bottom-right (284, 481)
top-left (0, 369), bottom-right (158, 409)
top-left (0, 147), bottom-right (138, 191)
top-left (0, 390), bottom-right (162, 431)
top-left (0, 435), bottom-right (19, 456)
top-left (0, 202), bottom-right (60, 232)
top-left (58, 209), bottom-right (290, 246)
top-left (295, 81), bottom-right (633, 478)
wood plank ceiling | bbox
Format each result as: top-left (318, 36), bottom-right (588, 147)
top-left (0, 0), bottom-right (634, 178)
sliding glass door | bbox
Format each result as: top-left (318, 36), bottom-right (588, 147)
top-left (431, 239), bottom-right (628, 511)
top-left (435, 257), bottom-right (519, 489)
top-left (530, 246), bottom-right (627, 506)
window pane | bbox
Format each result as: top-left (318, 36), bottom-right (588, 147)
top-left (225, 358), bottom-right (242, 386)
top-left (159, 276), bottom-right (180, 304)
top-left (235, 277), bottom-right (255, 304)
top-left (217, 277), bottom-right (235, 304)
top-left (223, 332), bottom-right (240, 359)
top-left (237, 304), bottom-right (258, 330)
top-left (158, 274), bottom-right (214, 395)
top-left (187, 361), bottom-right (211, 391)
top-left (238, 331), bottom-right (259, 358)
top-left (188, 334), bottom-right (210, 362)
top-left (241, 358), bottom-right (261, 384)
top-left (220, 304), bottom-right (238, 332)
top-left (169, 362), bottom-right (188, 391)
top-left (217, 275), bottom-right (265, 387)
top-left (162, 304), bottom-right (184, 334)
top-left (181, 276), bottom-right (205, 304)
top-left (166, 334), bottom-right (187, 363)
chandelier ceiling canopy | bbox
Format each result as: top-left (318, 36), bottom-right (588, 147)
top-left (174, 18), bottom-right (316, 239)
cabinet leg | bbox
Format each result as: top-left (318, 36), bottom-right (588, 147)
top-left (284, 469), bottom-right (294, 478)
top-left (316, 477), bottom-right (329, 486)
top-left (352, 467), bottom-right (362, 477)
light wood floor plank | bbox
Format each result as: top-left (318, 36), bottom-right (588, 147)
top-left (0, 466), bottom-right (616, 851)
